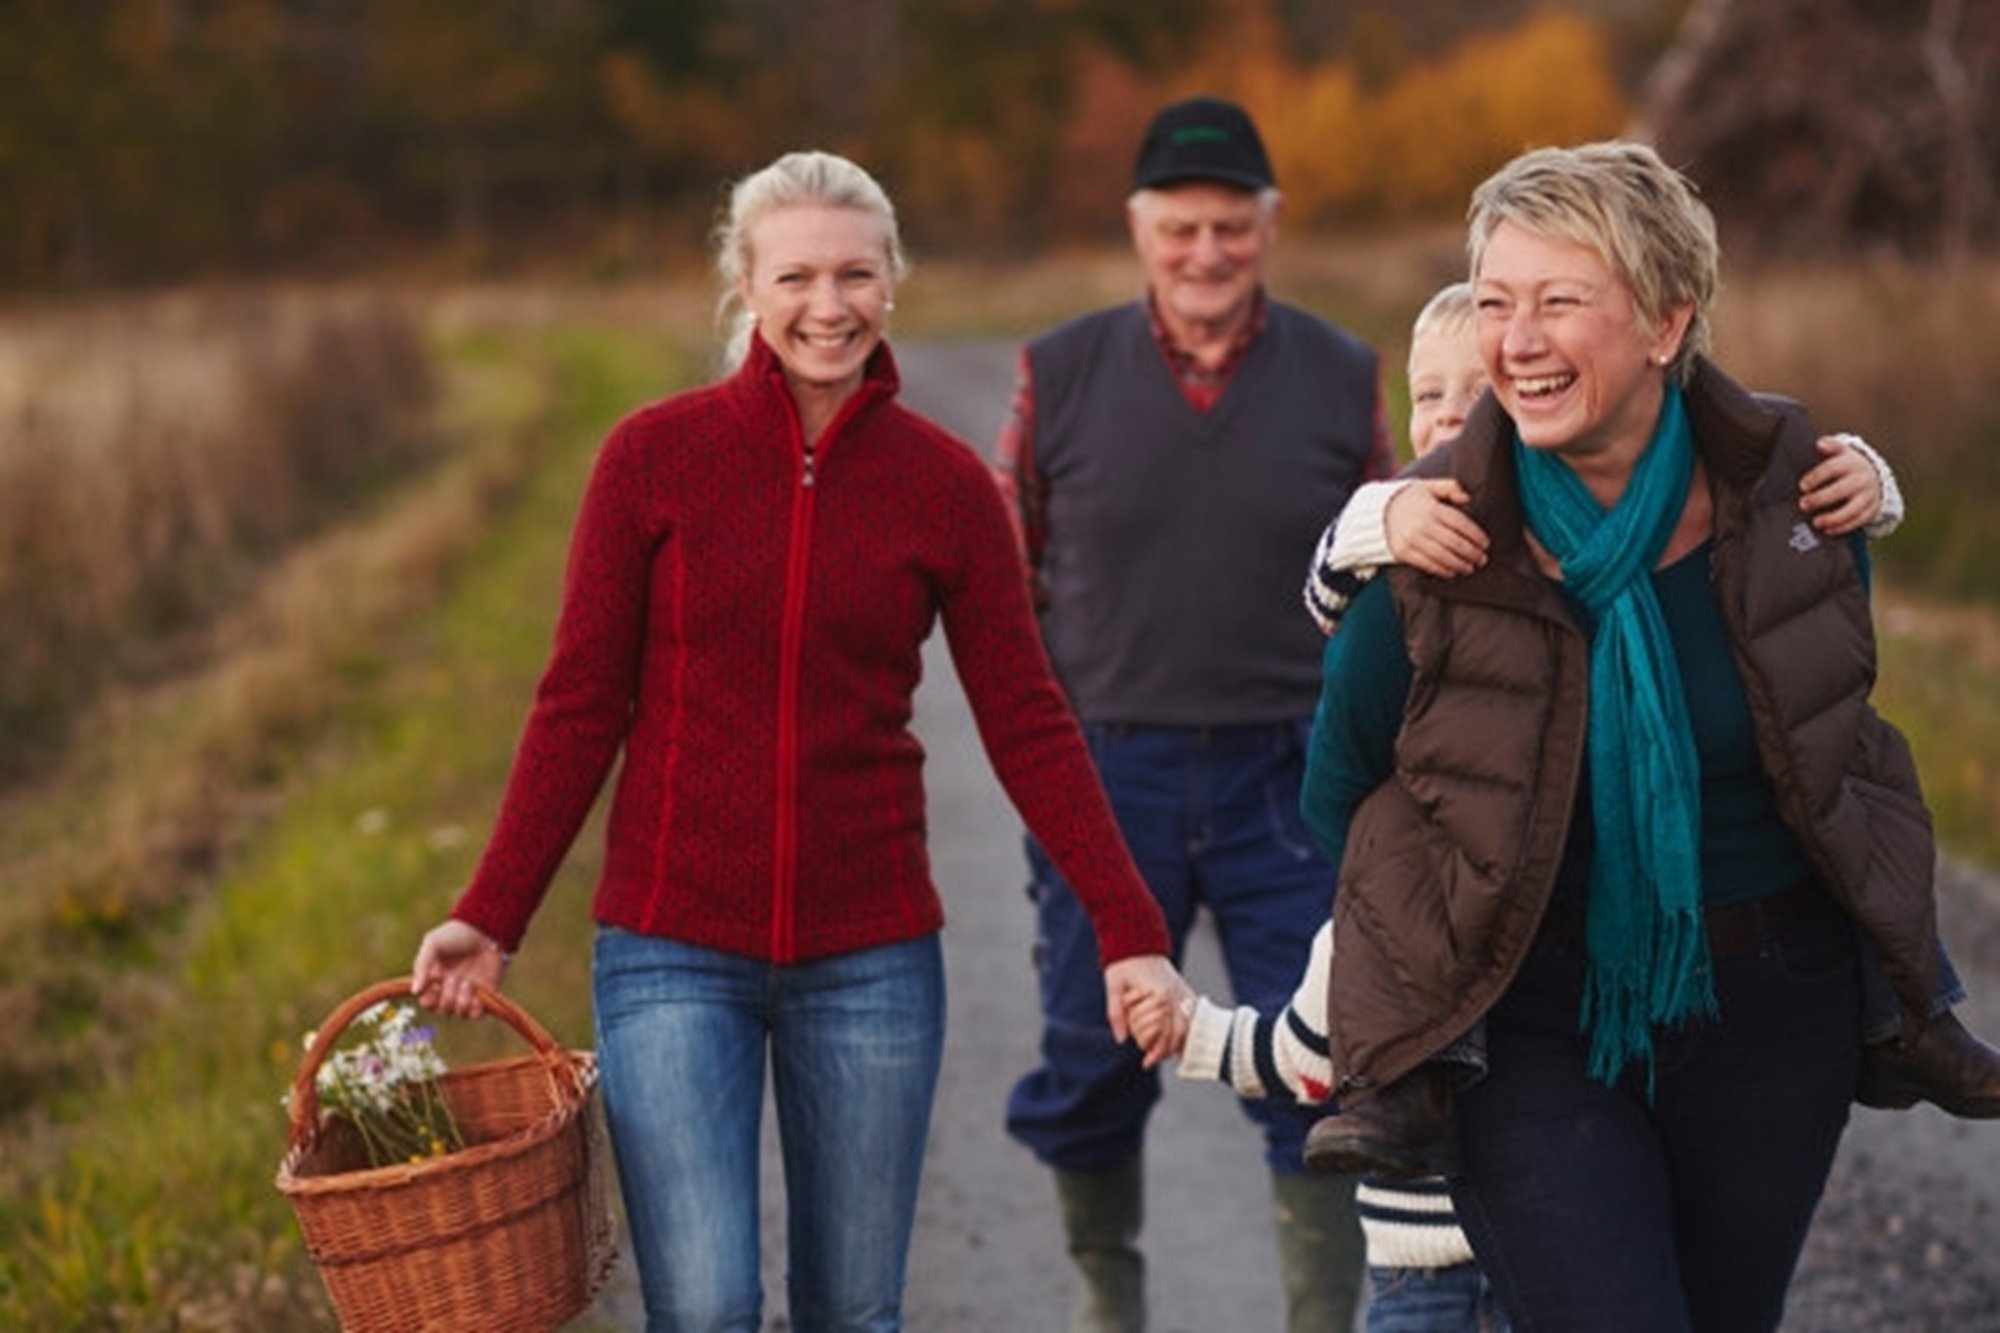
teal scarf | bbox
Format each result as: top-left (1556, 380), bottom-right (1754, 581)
top-left (1513, 384), bottom-right (1716, 1089)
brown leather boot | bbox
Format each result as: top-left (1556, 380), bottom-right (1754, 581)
top-left (1302, 1064), bottom-right (1462, 1179)
top-left (1856, 1010), bottom-right (2000, 1118)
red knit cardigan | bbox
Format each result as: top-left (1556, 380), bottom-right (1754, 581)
top-left (451, 335), bottom-right (1170, 966)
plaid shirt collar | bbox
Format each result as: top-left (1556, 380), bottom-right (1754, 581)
top-left (1147, 289), bottom-right (1268, 411)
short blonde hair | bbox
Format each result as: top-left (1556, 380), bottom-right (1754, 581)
top-left (1467, 141), bottom-right (1718, 384)
top-left (714, 151), bottom-right (908, 368)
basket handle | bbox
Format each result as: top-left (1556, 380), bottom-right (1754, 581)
top-left (285, 976), bottom-right (573, 1145)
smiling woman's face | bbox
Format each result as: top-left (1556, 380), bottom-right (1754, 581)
top-left (739, 203), bottom-right (894, 404)
top-left (1474, 220), bottom-right (1689, 471)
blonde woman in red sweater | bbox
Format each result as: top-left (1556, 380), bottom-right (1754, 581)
top-left (410, 151), bottom-right (1192, 1333)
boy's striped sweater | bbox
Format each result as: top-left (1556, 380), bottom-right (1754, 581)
top-left (1178, 923), bottom-right (1476, 1270)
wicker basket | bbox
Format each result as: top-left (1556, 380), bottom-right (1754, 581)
top-left (276, 978), bottom-right (616, 1332)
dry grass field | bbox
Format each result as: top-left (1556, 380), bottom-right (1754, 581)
top-left (0, 288), bottom-right (437, 773)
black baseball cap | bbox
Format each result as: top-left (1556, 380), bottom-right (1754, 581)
top-left (1132, 96), bottom-right (1275, 193)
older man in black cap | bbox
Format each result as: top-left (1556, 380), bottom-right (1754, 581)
top-left (994, 95), bottom-right (1393, 1332)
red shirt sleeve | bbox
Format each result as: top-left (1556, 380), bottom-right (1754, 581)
top-left (451, 418), bottom-right (651, 950)
top-left (944, 449), bottom-right (1170, 964)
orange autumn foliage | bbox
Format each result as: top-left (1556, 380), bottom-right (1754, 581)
top-left (1103, 10), bottom-right (1629, 232)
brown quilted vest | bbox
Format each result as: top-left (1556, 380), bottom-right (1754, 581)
top-left (1325, 359), bottom-right (1940, 1101)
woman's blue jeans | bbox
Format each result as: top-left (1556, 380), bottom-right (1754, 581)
top-left (593, 927), bottom-right (946, 1333)
top-left (1449, 892), bottom-right (1859, 1333)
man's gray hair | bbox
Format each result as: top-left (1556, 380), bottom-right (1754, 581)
top-left (1127, 185), bottom-right (1282, 219)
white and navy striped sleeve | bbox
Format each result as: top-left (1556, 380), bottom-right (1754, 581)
top-left (1303, 480), bottom-right (1406, 636)
top-left (1178, 921), bottom-right (1335, 1104)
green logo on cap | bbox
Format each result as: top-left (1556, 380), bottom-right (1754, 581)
top-left (1170, 127), bottom-right (1231, 146)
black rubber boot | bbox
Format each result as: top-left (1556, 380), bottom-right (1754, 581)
top-left (1271, 1170), bottom-right (1365, 1333)
top-left (1053, 1159), bottom-right (1147, 1333)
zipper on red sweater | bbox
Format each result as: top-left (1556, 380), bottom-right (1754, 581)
top-left (771, 414), bottom-right (839, 961)
top-left (771, 460), bottom-right (815, 964)
top-left (767, 378), bottom-right (878, 962)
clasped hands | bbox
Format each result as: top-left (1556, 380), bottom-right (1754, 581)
top-left (1103, 954), bottom-right (1197, 1069)
top-left (410, 925), bottom-right (1206, 1068)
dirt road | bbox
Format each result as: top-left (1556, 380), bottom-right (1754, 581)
top-left (590, 336), bottom-right (2000, 1331)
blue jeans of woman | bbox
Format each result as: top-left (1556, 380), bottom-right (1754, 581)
top-left (1449, 891), bottom-right (1859, 1333)
top-left (593, 927), bottom-right (946, 1333)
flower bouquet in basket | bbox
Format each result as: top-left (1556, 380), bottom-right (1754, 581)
top-left (296, 999), bottom-right (467, 1167)
top-left (276, 978), bottom-right (616, 1333)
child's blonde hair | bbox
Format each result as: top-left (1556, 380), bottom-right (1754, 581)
top-left (1410, 281), bottom-right (1475, 348)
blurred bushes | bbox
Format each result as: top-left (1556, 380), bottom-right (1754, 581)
top-left (1714, 255), bottom-right (2000, 607)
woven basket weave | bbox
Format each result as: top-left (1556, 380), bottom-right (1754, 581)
top-left (276, 978), bottom-right (616, 1332)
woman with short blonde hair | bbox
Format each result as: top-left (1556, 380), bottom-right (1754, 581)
top-left (1299, 140), bottom-right (1952, 1331)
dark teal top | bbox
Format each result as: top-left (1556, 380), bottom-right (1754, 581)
top-left (1302, 538), bottom-right (1871, 910)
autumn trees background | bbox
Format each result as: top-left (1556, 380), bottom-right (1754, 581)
top-left (1640, 0), bottom-right (1999, 263)
top-left (11, 0), bottom-right (1989, 290)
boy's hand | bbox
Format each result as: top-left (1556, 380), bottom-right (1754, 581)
top-left (1386, 478), bottom-right (1488, 577)
top-left (1799, 435), bottom-right (1883, 536)
top-left (1125, 989), bottom-right (1191, 1064)
top-left (1104, 955), bottom-right (1193, 1069)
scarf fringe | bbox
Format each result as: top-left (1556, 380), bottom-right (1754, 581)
top-left (1581, 913), bottom-right (1719, 1090)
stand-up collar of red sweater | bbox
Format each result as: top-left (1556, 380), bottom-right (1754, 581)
top-left (740, 329), bottom-right (902, 456)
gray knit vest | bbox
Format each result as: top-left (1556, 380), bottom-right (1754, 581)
top-left (1026, 300), bottom-right (1382, 725)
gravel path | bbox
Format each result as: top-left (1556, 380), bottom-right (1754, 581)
top-left (587, 337), bottom-right (2000, 1331)
top-left (1782, 856), bottom-right (2000, 1332)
